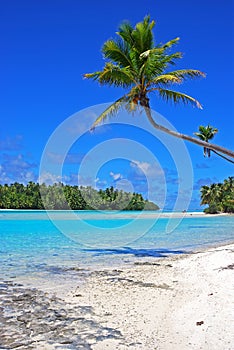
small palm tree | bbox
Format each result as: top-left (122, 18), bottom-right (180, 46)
top-left (194, 125), bottom-right (218, 157)
top-left (84, 16), bottom-right (234, 159)
top-left (194, 126), bottom-right (234, 163)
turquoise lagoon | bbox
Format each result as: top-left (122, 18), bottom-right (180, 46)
top-left (0, 210), bottom-right (233, 281)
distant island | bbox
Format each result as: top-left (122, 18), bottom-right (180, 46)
top-left (0, 182), bottom-right (159, 211)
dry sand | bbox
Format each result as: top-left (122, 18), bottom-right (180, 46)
top-left (62, 243), bottom-right (234, 350)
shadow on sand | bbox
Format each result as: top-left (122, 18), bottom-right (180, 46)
top-left (82, 247), bottom-right (187, 258)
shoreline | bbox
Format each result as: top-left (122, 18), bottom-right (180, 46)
top-left (0, 208), bottom-right (232, 219)
top-left (1, 242), bottom-right (233, 349)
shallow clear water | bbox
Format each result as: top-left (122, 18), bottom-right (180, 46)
top-left (0, 210), bottom-right (233, 280)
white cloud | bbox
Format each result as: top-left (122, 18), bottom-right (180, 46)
top-left (110, 171), bottom-right (123, 181)
top-left (38, 172), bottom-right (64, 184)
top-left (130, 160), bottom-right (164, 178)
top-left (0, 153), bottom-right (37, 184)
top-left (38, 171), bottom-right (101, 188)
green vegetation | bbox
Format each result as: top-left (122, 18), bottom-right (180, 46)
top-left (84, 15), bottom-right (234, 160)
top-left (201, 177), bottom-right (234, 214)
top-left (0, 182), bottom-right (159, 211)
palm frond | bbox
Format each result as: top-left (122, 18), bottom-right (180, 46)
top-left (117, 21), bottom-right (134, 46)
top-left (129, 49), bottom-right (142, 72)
top-left (210, 130), bottom-right (218, 138)
top-left (83, 71), bottom-right (102, 81)
top-left (156, 88), bottom-right (203, 108)
top-left (147, 74), bottom-right (182, 87)
top-left (194, 132), bottom-right (206, 141)
top-left (141, 52), bottom-right (183, 79)
top-left (132, 16), bottom-right (155, 53)
top-left (169, 69), bottom-right (206, 80)
top-left (91, 95), bottom-right (129, 130)
top-left (198, 125), bottom-right (209, 134)
top-left (95, 63), bottom-right (135, 87)
top-left (139, 47), bottom-right (164, 59)
top-left (102, 39), bottom-right (132, 68)
top-left (139, 60), bottom-right (164, 82)
top-left (161, 37), bottom-right (180, 50)
top-left (138, 48), bottom-right (166, 80)
top-left (160, 52), bottom-right (183, 66)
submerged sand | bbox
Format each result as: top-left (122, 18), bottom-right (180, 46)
top-left (1, 243), bottom-right (233, 349)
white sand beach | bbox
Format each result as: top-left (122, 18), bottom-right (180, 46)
top-left (1, 242), bottom-right (233, 349)
top-left (57, 243), bottom-right (234, 349)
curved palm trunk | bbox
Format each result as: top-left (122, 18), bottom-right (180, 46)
top-left (141, 101), bottom-right (234, 159)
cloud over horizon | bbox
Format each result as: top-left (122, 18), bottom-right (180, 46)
top-left (0, 153), bottom-right (37, 184)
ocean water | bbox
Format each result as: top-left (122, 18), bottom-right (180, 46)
top-left (0, 210), bottom-right (233, 281)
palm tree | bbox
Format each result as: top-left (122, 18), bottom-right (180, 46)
top-left (194, 126), bottom-right (234, 163)
top-left (194, 125), bottom-right (218, 157)
top-left (200, 185), bottom-right (211, 205)
top-left (84, 16), bottom-right (234, 159)
top-left (223, 176), bottom-right (234, 191)
top-left (200, 178), bottom-right (234, 213)
top-left (222, 177), bottom-right (234, 212)
top-left (200, 183), bottom-right (222, 210)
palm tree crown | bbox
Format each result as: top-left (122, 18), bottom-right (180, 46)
top-left (84, 16), bottom-right (204, 126)
top-left (194, 125), bottom-right (218, 157)
top-left (84, 16), bottom-right (234, 160)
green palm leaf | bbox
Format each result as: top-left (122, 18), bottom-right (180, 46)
top-left (161, 37), bottom-right (180, 50)
top-left (102, 39), bottom-right (132, 68)
top-left (156, 88), bottom-right (203, 108)
top-left (132, 16), bottom-right (155, 53)
top-left (98, 63), bottom-right (135, 87)
top-left (117, 22), bottom-right (134, 46)
top-left (147, 74), bottom-right (182, 86)
top-left (85, 63), bottom-right (135, 87)
top-left (169, 69), bottom-right (206, 80)
top-left (90, 95), bottom-right (129, 130)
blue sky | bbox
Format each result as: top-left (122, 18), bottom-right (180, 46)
top-left (0, 0), bottom-right (233, 210)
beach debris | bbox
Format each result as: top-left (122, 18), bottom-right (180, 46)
top-left (134, 261), bottom-right (161, 266)
top-left (196, 321), bottom-right (204, 326)
top-left (220, 263), bottom-right (234, 271)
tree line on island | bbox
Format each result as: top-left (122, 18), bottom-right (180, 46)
top-left (201, 177), bottom-right (234, 214)
top-left (0, 178), bottom-right (233, 213)
top-left (0, 182), bottom-right (159, 211)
